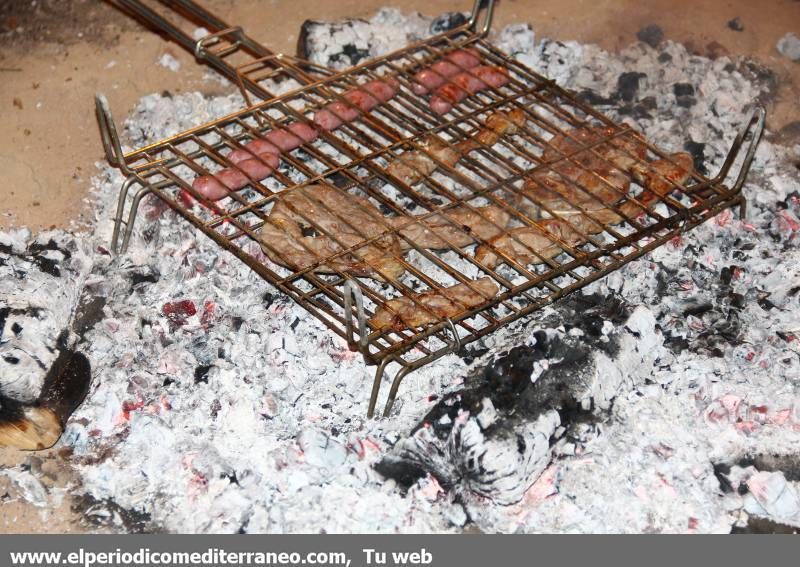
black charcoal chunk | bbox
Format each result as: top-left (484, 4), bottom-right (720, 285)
top-left (727, 17), bottom-right (744, 32)
top-left (684, 140), bottom-right (708, 174)
top-left (429, 12), bottom-right (468, 35)
top-left (637, 24), bottom-right (664, 48)
top-left (616, 72), bottom-right (646, 102)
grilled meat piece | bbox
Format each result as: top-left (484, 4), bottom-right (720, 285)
top-left (369, 277), bottom-right (499, 331)
top-left (393, 204), bottom-right (511, 249)
top-left (386, 108), bottom-right (526, 185)
top-left (259, 184), bottom-right (404, 280)
top-left (474, 220), bottom-right (584, 269)
top-left (477, 151), bottom-right (695, 269)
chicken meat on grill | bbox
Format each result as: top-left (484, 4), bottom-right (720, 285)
top-left (392, 204), bottom-right (512, 250)
top-left (476, 151), bottom-right (695, 269)
top-left (369, 277), bottom-right (500, 331)
top-left (259, 184), bottom-right (405, 281)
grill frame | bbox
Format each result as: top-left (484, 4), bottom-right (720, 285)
top-left (97, 0), bottom-right (766, 417)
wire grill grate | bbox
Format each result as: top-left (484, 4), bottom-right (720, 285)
top-left (98, 0), bottom-right (765, 417)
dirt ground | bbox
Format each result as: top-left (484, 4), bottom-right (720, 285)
top-left (0, 0), bottom-right (798, 534)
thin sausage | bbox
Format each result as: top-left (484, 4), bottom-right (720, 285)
top-left (228, 122), bottom-right (319, 164)
top-left (313, 78), bottom-right (400, 131)
top-left (192, 152), bottom-right (280, 200)
top-left (429, 65), bottom-right (510, 115)
top-left (412, 49), bottom-right (482, 95)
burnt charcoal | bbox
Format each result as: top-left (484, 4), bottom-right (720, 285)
top-left (28, 239), bottom-right (72, 259)
top-left (639, 96), bottom-right (658, 110)
top-left (684, 140), bottom-right (708, 174)
top-left (429, 12), bottom-right (468, 34)
top-left (194, 365), bottom-right (212, 384)
top-left (636, 24), bottom-right (664, 48)
top-left (230, 316), bottom-right (245, 331)
top-left (756, 293), bottom-right (776, 311)
top-left (727, 17), bottom-right (745, 32)
top-left (263, 292), bottom-right (276, 308)
top-left (617, 104), bottom-right (653, 119)
top-left (290, 317), bottom-right (301, 331)
top-left (377, 294), bottom-right (644, 507)
top-left (295, 19), bottom-right (318, 60)
top-left (373, 458), bottom-right (428, 490)
top-left (72, 296), bottom-right (106, 340)
top-left (714, 462), bottom-right (734, 493)
top-left (616, 72), bottom-right (646, 102)
top-left (777, 190), bottom-right (800, 210)
top-left (129, 267), bottom-right (159, 287)
top-left (72, 494), bottom-right (154, 534)
top-left (749, 454), bottom-right (800, 482)
top-left (339, 43), bottom-right (371, 66)
top-left (37, 349), bottom-right (91, 424)
top-left (657, 51), bottom-right (673, 63)
top-left (577, 89), bottom-right (618, 106)
top-left (728, 292), bottom-right (746, 310)
top-left (29, 255), bottom-right (60, 277)
top-left (731, 517), bottom-right (799, 534)
top-left (673, 82), bottom-right (697, 108)
top-left (458, 344), bottom-right (490, 365)
top-left (682, 299), bottom-right (714, 317)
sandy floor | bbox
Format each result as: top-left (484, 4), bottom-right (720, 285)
top-left (0, 0), bottom-right (797, 533)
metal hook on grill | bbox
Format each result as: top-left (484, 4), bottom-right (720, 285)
top-left (729, 105), bottom-right (766, 193)
top-left (343, 279), bottom-right (368, 354)
top-left (711, 105), bottom-right (766, 193)
top-left (194, 26), bottom-right (245, 60)
top-left (468, 0), bottom-right (496, 36)
top-left (94, 93), bottom-right (131, 176)
top-left (444, 318), bottom-right (461, 355)
top-left (111, 180), bottom-right (153, 255)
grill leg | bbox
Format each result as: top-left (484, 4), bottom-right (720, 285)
top-left (382, 366), bottom-right (413, 418)
top-left (111, 182), bottom-right (152, 254)
top-left (367, 358), bottom-right (390, 419)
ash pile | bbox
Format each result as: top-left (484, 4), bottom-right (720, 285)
top-left (2, 9), bottom-right (800, 533)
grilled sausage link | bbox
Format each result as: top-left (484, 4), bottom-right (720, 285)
top-left (429, 65), bottom-right (510, 115)
top-left (411, 48), bottom-right (482, 95)
top-left (313, 78), bottom-right (400, 131)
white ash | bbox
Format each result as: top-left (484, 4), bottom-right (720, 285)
top-left (1, 10), bottom-right (799, 534)
top-left (777, 32), bottom-right (800, 62)
top-left (157, 53), bottom-right (181, 72)
top-left (0, 230), bottom-right (94, 402)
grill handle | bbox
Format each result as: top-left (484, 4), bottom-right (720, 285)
top-left (468, 0), bottom-right (496, 36)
